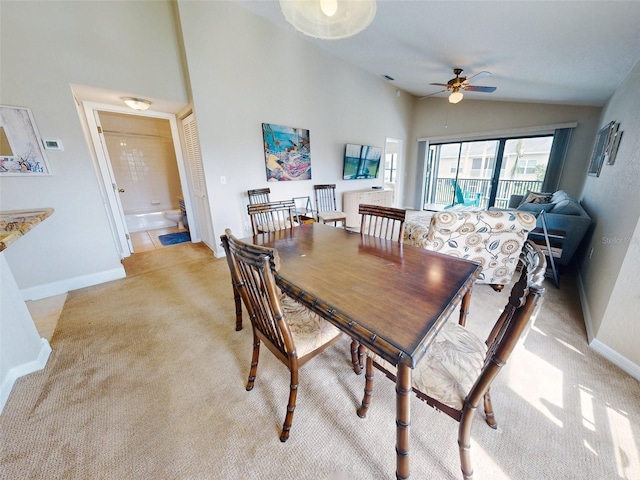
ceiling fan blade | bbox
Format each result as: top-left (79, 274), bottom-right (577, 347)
top-left (464, 85), bottom-right (497, 93)
top-left (419, 89), bottom-right (447, 100)
top-left (465, 71), bottom-right (492, 83)
top-left (429, 83), bottom-right (448, 87)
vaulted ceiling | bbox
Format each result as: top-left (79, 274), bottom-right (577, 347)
top-left (236, 0), bottom-right (640, 106)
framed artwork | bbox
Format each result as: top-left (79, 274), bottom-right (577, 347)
top-left (587, 121), bottom-right (615, 177)
top-left (262, 123), bottom-right (311, 181)
top-left (0, 105), bottom-right (51, 175)
top-left (607, 129), bottom-right (623, 165)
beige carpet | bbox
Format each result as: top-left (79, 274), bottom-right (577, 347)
top-left (1, 242), bottom-right (639, 479)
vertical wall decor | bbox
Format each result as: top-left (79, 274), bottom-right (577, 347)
top-left (606, 123), bottom-right (623, 165)
top-left (262, 123), bottom-right (311, 181)
top-left (0, 105), bottom-right (51, 175)
top-left (587, 121), bottom-right (616, 177)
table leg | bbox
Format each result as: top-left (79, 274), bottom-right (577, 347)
top-left (396, 363), bottom-right (411, 479)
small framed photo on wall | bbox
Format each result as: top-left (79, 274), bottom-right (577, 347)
top-left (0, 105), bottom-right (52, 176)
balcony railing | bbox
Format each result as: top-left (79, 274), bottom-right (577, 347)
top-left (428, 178), bottom-right (543, 209)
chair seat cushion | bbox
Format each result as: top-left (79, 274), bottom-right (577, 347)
top-left (280, 293), bottom-right (342, 358)
top-left (366, 321), bottom-right (487, 410)
top-left (318, 211), bottom-right (346, 221)
top-left (256, 220), bottom-right (298, 232)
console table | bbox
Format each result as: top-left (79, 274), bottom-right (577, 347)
top-left (343, 188), bottom-right (394, 228)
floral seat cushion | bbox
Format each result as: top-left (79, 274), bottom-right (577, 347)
top-left (279, 293), bottom-right (342, 358)
top-left (366, 320), bottom-right (487, 410)
top-left (405, 210), bottom-right (536, 285)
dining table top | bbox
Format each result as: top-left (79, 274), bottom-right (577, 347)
top-left (248, 222), bottom-right (481, 368)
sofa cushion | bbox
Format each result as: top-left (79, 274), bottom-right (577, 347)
top-left (519, 191), bottom-right (553, 206)
top-left (551, 199), bottom-right (583, 215)
top-left (551, 190), bottom-right (570, 203)
top-left (518, 202), bottom-right (554, 213)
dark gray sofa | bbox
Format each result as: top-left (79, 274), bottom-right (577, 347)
top-left (506, 190), bottom-right (592, 266)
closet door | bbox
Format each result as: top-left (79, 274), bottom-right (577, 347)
top-left (182, 113), bottom-right (215, 250)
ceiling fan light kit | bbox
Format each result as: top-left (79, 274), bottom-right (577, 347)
top-left (449, 89), bottom-right (464, 104)
top-left (426, 68), bottom-right (497, 103)
top-left (279, 0), bottom-right (377, 40)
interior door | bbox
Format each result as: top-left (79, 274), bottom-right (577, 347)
top-left (181, 113), bottom-right (215, 250)
top-left (91, 110), bottom-right (134, 256)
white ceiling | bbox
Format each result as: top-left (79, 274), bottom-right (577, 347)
top-left (236, 0), bottom-right (640, 106)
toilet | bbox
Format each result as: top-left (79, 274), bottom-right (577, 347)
top-left (164, 209), bottom-right (184, 229)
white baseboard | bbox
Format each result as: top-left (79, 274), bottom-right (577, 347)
top-left (589, 338), bottom-right (640, 381)
top-left (0, 338), bottom-right (52, 415)
top-left (577, 272), bottom-right (640, 381)
top-left (20, 266), bottom-right (126, 301)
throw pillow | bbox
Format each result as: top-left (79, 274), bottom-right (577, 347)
top-left (518, 202), bottom-right (554, 213)
top-left (551, 199), bottom-right (583, 216)
top-left (551, 190), bottom-right (570, 203)
top-left (519, 191), bottom-right (553, 206)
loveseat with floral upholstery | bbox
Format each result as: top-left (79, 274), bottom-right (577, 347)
top-left (404, 210), bottom-right (537, 287)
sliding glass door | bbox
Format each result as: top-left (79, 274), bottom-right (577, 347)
top-left (424, 134), bottom-right (555, 210)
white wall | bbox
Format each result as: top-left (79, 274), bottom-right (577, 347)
top-left (406, 98), bottom-right (602, 207)
top-left (0, 0), bottom-right (189, 296)
top-left (176, 1), bottom-right (414, 253)
top-left (579, 60), bottom-right (640, 370)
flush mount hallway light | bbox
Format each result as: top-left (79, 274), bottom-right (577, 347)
top-left (122, 97), bottom-right (151, 111)
top-left (279, 0), bottom-right (377, 40)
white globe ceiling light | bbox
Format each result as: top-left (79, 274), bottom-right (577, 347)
top-left (279, 0), bottom-right (377, 40)
top-left (122, 97), bottom-right (152, 111)
top-left (448, 88), bottom-right (464, 104)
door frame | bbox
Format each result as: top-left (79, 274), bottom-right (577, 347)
top-left (82, 101), bottom-right (199, 258)
top-left (384, 137), bottom-right (403, 207)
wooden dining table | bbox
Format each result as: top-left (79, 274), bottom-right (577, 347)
top-left (244, 222), bottom-right (482, 479)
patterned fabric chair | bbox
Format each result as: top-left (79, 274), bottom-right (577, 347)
top-left (405, 210), bottom-right (536, 289)
top-left (220, 230), bottom-right (342, 442)
top-left (357, 241), bottom-right (546, 480)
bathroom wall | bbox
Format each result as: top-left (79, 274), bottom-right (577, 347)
top-left (99, 112), bottom-right (182, 215)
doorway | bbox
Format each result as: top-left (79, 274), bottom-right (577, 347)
top-left (384, 138), bottom-right (402, 206)
top-left (83, 102), bottom-right (200, 258)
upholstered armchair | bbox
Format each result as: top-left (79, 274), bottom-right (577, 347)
top-left (405, 210), bottom-right (536, 288)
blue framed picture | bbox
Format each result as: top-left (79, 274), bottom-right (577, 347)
top-left (262, 123), bottom-right (311, 181)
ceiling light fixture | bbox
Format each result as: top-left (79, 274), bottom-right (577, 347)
top-left (122, 97), bottom-right (152, 111)
top-left (448, 88), bottom-right (464, 104)
top-left (279, 0), bottom-right (377, 40)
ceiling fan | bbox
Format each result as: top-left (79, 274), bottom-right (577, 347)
top-left (422, 68), bottom-right (497, 103)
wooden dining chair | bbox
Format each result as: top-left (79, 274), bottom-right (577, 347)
top-left (247, 187), bottom-right (271, 204)
top-left (350, 203), bottom-right (407, 373)
top-left (359, 203), bottom-right (406, 241)
top-left (356, 240), bottom-right (546, 480)
top-left (247, 200), bottom-right (297, 235)
top-left (220, 229), bottom-right (342, 442)
top-left (313, 184), bottom-right (346, 227)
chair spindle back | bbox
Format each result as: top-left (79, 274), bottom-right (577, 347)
top-left (359, 204), bottom-right (406, 242)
